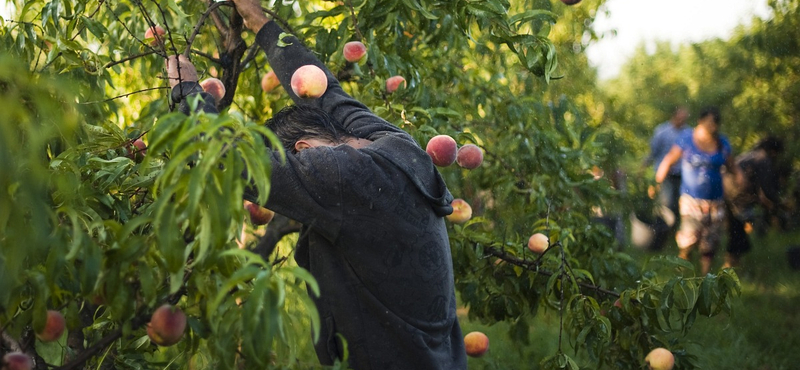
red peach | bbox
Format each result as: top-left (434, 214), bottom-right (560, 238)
top-left (463, 331), bottom-right (489, 357)
top-left (426, 135), bottom-right (458, 167)
top-left (447, 199), bottom-right (472, 224)
top-left (527, 233), bottom-right (549, 254)
top-left (291, 65), bottom-right (328, 99)
top-left (343, 41), bottom-right (367, 64)
top-left (199, 78), bottom-right (226, 103)
top-left (3, 352), bottom-right (33, 370)
top-left (144, 26), bottom-right (166, 47)
top-left (645, 348), bottom-right (675, 370)
top-left (561, 0), bottom-right (581, 4)
top-left (147, 304), bottom-right (187, 346)
top-left (261, 71), bottom-right (280, 93)
top-left (245, 200), bottom-right (275, 225)
top-left (127, 139), bottom-right (147, 161)
top-left (36, 310), bottom-right (66, 342)
top-left (456, 144), bottom-right (484, 169)
top-left (386, 75), bottom-right (406, 94)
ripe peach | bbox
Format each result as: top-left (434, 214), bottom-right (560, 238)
top-left (614, 299), bottom-right (622, 308)
top-left (591, 165), bottom-right (604, 180)
top-left (447, 198), bottom-right (472, 224)
top-left (199, 78), bottom-right (226, 103)
top-left (261, 71), bottom-right (280, 93)
top-left (456, 144), bottom-right (484, 169)
top-left (527, 233), bottom-right (549, 254)
top-left (426, 135), bottom-right (458, 167)
top-left (343, 41), bottom-right (367, 64)
top-left (291, 65), bottom-right (328, 99)
top-left (36, 310), bottom-right (66, 342)
top-left (245, 200), bottom-right (275, 225)
top-left (144, 26), bottom-right (166, 47)
top-left (147, 304), bottom-right (187, 346)
top-left (126, 139), bottom-right (147, 161)
top-left (385, 75), bottom-right (406, 94)
top-left (2, 352), bottom-right (33, 370)
top-left (645, 348), bottom-right (674, 370)
top-left (463, 331), bottom-right (489, 357)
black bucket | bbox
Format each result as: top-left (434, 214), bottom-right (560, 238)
top-left (788, 246), bottom-right (800, 271)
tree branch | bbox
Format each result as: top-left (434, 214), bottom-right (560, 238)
top-left (1, 331), bottom-right (22, 353)
top-left (240, 42), bottom-right (261, 68)
top-left (482, 245), bottom-right (620, 298)
top-left (217, 7), bottom-right (247, 110)
top-left (55, 270), bottom-right (190, 370)
top-left (104, 50), bottom-right (157, 69)
top-left (183, 1), bottom-right (233, 58)
top-left (78, 87), bottom-right (170, 105)
top-left (53, 328), bottom-right (124, 370)
top-left (205, 0), bottom-right (231, 40)
top-left (190, 49), bottom-right (222, 64)
top-left (69, 0), bottom-right (105, 42)
top-left (263, 8), bottom-right (297, 37)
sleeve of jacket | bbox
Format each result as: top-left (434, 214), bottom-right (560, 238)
top-left (254, 21), bottom-right (415, 144)
top-left (170, 81), bottom-right (219, 115)
top-left (245, 147), bottom-right (345, 243)
top-left (171, 81), bottom-right (343, 240)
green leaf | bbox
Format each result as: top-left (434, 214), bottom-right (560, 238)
top-left (80, 15), bottom-right (107, 39)
top-left (282, 266), bottom-right (320, 297)
top-left (401, 0), bottom-right (439, 19)
top-left (277, 32), bottom-right (294, 47)
top-left (508, 10), bottom-right (557, 26)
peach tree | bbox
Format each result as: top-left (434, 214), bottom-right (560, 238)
top-left (0, 0), bottom-right (740, 369)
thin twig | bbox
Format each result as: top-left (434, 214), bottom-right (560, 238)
top-left (52, 328), bottom-right (122, 370)
top-left (78, 87), bottom-right (169, 105)
top-left (482, 246), bottom-right (620, 298)
top-left (205, 0), bottom-right (231, 40)
top-left (263, 8), bottom-right (297, 37)
top-left (183, 1), bottom-right (232, 58)
top-left (69, 0), bottom-right (105, 42)
top-left (133, 1), bottom-right (168, 58)
top-left (104, 50), bottom-right (157, 68)
top-left (191, 49), bottom-right (222, 64)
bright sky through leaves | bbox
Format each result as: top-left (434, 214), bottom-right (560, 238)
top-left (586, 0), bottom-right (772, 80)
top-left (0, 0), bottom-right (772, 81)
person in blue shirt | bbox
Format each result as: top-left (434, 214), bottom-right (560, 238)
top-left (645, 106), bottom-right (691, 224)
top-left (656, 107), bottom-right (736, 274)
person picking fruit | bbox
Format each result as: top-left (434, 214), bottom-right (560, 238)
top-left (161, 1), bottom-right (467, 368)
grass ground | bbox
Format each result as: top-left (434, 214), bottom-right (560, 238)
top-left (461, 229), bottom-right (800, 369)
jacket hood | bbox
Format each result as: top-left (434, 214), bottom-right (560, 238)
top-left (366, 134), bottom-right (454, 217)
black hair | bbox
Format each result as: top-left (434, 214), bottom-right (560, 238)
top-left (672, 105), bottom-right (689, 116)
top-left (698, 106), bottom-right (721, 125)
top-left (265, 105), bottom-right (354, 153)
top-left (755, 136), bottom-right (784, 153)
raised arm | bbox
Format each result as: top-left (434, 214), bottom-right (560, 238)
top-left (163, 54), bottom-right (345, 240)
top-left (232, 0), bottom-right (409, 142)
top-left (656, 145), bottom-right (682, 184)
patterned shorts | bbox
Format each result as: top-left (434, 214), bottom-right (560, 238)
top-left (676, 194), bottom-right (726, 255)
